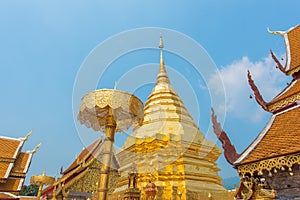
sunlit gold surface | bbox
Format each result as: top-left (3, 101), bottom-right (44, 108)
top-left (78, 89), bottom-right (144, 133)
top-left (237, 152), bottom-right (300, 177)
top-left (113, 37), bottom-right (231, 200)
top-left (78, 89), bottom-right (144, 200)
top-left (31, 171), bottom-right (55, 200)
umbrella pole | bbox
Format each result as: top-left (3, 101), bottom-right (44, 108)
top-left (97, 108), bottom-right (116, 200)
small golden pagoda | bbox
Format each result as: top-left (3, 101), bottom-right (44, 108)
top-left (112, 36), bottom-right (230, 200)
top-left (212, 24), bottom-right (300, 200)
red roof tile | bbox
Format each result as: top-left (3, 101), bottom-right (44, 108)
top-left (285, 25), bottom-right (300, 75)
top-left (0, 137), bottom-right (23, 159)
top-left (236, 105), bottom-right (300, 165)
top-left (0, 162), bottom-right (12, 179)
top-left (11, 152), bottom-right (32, 175)
top-left (267, 79), bottom-right (300, 111)
top-left (62, 139), bottom-right (101, 174)
top-left (0, 178), bottom-right (23, 192)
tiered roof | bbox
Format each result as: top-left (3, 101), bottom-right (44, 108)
top-left (235, 105), bottom-right (300, 165)
top-left (283, 25), bottom-right (300, 75)
top-left (210, 24), bottom-right (300, 200)
top-left (0, 132), bottom-right (40, 195)
top-left (0, 192), bottom-right (36, 200)
top-left (267, 78), bottom-right (300, 112)
top-left (212, 24), bottom-right (300, 169)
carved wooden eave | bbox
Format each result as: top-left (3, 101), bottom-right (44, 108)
top-left (237, 151), bottom-right (300, 177)
top-left (211, 108), bottom-right (240, 165)
top-left (247, 70), bottom-right (269, 112)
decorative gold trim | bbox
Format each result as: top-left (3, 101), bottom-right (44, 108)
top-left (237, 152), bottom-right (300, 176)
top-left (78, 89), bottom-right (144, 133)
top-left (10, 172), bottom-right (25, 177)
top-left (287, 66), bottom-right (300, 76)
top-left (268, 93), bottom-right (300, 111)
top-left (0, 158), bottom-right (14, 162)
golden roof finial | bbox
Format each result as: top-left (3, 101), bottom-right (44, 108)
top-left (156, 34), bottom-right (170, 85)
top-left (32, 141), bottom-right (42, 154)
top-left (23, 130), bottom-right (32, 141)
top-left (267, 27), bottom-right (285, 36)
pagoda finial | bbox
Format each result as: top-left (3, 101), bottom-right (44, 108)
top-left (156, 34), bottom-right (170, 85)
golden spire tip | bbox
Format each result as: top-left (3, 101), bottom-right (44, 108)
top-left (156, 34), bottom-right (170, 84)
top-left (159, 34), bottom-right (164, 49)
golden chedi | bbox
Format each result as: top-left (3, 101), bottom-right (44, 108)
top-left (112, 36), bottom-right (230, 200)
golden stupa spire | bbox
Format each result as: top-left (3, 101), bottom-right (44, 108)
top-left (156, 35), bottom-right (170, 85)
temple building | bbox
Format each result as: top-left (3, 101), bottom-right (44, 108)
top-left (0, 131), bottom-right (40, 200)
top-left (212, 24), bottom-right (300, 200)
top-left (42, 138), bottom-right (120, 199)
top-left (111, 36), bottom-right (230, 200)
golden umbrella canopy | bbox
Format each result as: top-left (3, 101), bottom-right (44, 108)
top-left (78, 89), bottom-right (144, 133)
top-left (30, 171), bottom-right (55, 200)
top-left (30, 174), bottom-right (55, 186)
top-left (77, 89), bottom-right (144, 200)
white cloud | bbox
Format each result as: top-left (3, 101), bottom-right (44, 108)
top-left (209, 55), bottom-right (290, 122)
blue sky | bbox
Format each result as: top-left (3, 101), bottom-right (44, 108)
top-left (0, 1), bottom-right (298, 183)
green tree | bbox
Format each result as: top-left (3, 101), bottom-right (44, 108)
top-left (20, 184), bottom-right (39, 196)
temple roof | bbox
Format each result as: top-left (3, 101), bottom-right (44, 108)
top-left (212, 25), bottom-right (300, 168)
top-left (267, 78), bottom-right (300, 112)
top-left (0, 136), bottom-right (24, 160)
top-left (268, 24), bottom-right (300, 75)
top-left (44, 138), bottom-right (119, 195)
top-left (0, 132), bottom-right (38, 194)
top-left (0, 178), bottom-right (24, 193)
top-left (234, 105), bottom-right (300, 165)
top-left (0, 192), bottom-right (37, 200)
top-left (283, 24), bottom-right (300, 75)
top-left (61, 139), bottom-right (101, 175)
top-left (248, 25), bottom-right (300, 113)
top-left (11, 152), bottom-right (32, 176)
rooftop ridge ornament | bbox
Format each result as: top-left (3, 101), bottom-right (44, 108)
top-left (28, 141), bottom-right (42, 154)
top-left (270, 49), bottom-right (287, 75)
top-left (156, 35), bottom-right (170, 85)
top-left (211, 108), bottom-right (240, 165)
top-left (247, 70), bottom-right (269, 111)
top-left (267, 27), bottom-right (285, 36)
top-left (21, 130), bottom-right (32, 141)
